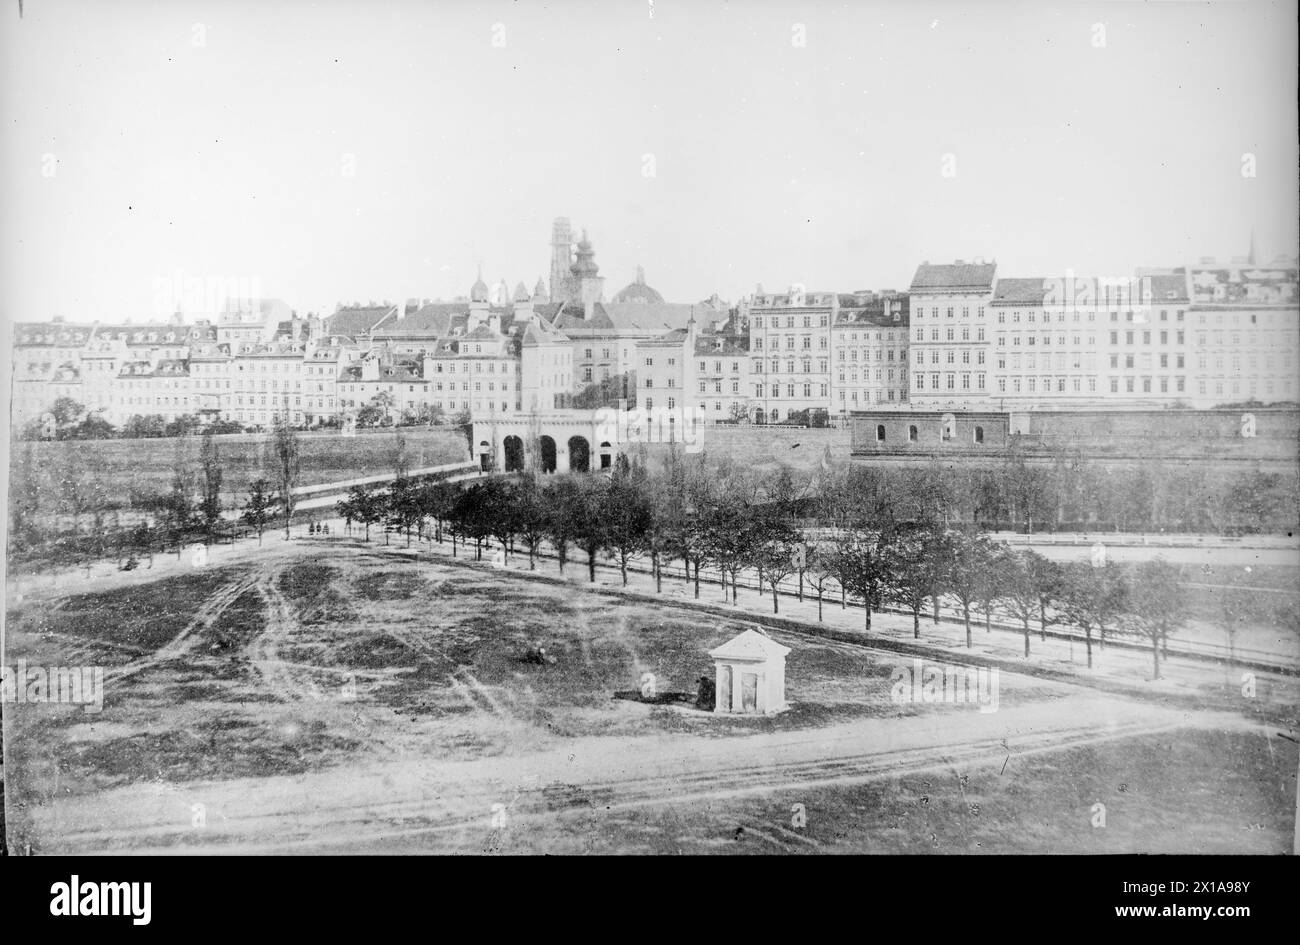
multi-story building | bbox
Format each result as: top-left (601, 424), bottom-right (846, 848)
top-left (519, 317), bottom-right (573, 413)
top-left (230, 340), bottom-right (310, 428)
top-left (742, 287), bottom-right (837, 423)
top-left (112, 358), bottom-right (193, 422)
top-left (1187, 250), bottom-right (1298, 405)
top-left (986, 274), bottom-right (1188, 407)
top-left (10, 321), bottom-right (95, 423)
top-left (337, 351), bottom-right (428, 422)
top-left (907, 260), bottom-right (997, 408)
top-left (423, 322), bottom-right (521, 419)
top-left (635, 320), bottom-right (698, 422)
top-left (187, 342), bottom-right (233, 421)
top-left (831, 292), bottom-right (910, 416)
top-left (301, 344), bottom-right (356, 423)
top-left (693, 326), bottom-right (750, 421)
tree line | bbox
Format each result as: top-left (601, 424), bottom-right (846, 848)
top-left (329, 450), bottom-right (1299, 679)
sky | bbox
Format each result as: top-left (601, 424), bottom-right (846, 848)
top-left (1, 0), bottom-right (1296, 322)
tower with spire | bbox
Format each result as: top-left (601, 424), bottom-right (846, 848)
top-left (569, 228), bottom-right (605, 315)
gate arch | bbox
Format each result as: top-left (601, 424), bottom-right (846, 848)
top-left (568, 436), bottom-right (590, 473)
top-left (539, 435), bottom-right (557, 474)
top-left (503, 435), bottom-right (524, 472)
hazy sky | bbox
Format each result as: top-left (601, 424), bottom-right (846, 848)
top-left (1, 0), bottom-right (1296, 321)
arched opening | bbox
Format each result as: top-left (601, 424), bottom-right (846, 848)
top-left (973, 425), bottom-right (984, 444)
top-left (770, 408), bottom-right (780, 423)
top-left (567, 436), bottom-right (590, 472)
top-left (539, 435), bottom-right (557, 474)
top-left (478, 439), bottom-right (492, 472)
top-left (599, 441), bottom-right (613, 470)
top-left (875, 424), bottom-right (886, 443)
top-left (908, 424), bottom-right (918, 442)
top-left (503, 435), bottom-right (524, 472)
top-left (754, 407), bottom-right (766, 425)
top-left (941, 412), bottom-right (956, 441)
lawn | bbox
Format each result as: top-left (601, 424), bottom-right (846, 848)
top-left (4, 537), bottom-right (1293, 854)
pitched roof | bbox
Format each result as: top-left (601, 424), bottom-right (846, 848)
top-left (375, 302), bottom-right (467, 338)
top-left (991, 278), bottom-right (1050, 304)
top-left (521, 320), bottom-right (569, 347)
top-left (554, 307), bottom-right (616, 331)
top-left (708, 629), bottom-right (791, 661)
top-left (324, 305), bottom-right (395, 336)
top-left (598, 302), bottom-right (698, 333)
top-left (910, 261), bottom-right (997, 293)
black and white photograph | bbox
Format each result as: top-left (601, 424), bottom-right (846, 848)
top-left (1, 0), bottom-right (1297, 878)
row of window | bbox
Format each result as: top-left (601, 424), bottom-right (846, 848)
top-left (874, 424), bottom-right (985, 444)
top-left (838, 348), bottom-right (900, 361)
top-left (753, 359), bottom-right (831, 374)
top-left (431, 361), bottom-right (519, 374)
top-left (916, 350), bottom-right (987, 365)
top-left (752, 336), bottom-right (829, 350)
top-left (751, 315), bottom-right (830, 328)
top-left (913, 374), bottom-right (987, 391)
top-left (751, 383), bottom-right (832, 398)
top-left (916, 327), bottom-right (986, 342)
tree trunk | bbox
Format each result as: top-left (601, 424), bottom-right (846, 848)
top-left (817, 587), bottom-right (823, 622)
top-left (620, 558), bottom-right (628, 586)
top-left (1084, 625), bottom-right (1093, 669)
top-left (772, 586), bottom-right (779, 613)
top-left (841, 585), bottom-right (847, 610)
top-left (653, 553), bottom-right (661, 593)
top-left (693, 560), bottom-right (700, 599)
top-left (798, 571), bottom-right (804, 602)
top-left (587, 550), bottom-right (597, 583)
top-left (913, 609), bottom-right (920, 639)
top-left (1023, 617), bottom-right (1031, 658)
top-left (864, 600), bottom-right (872, 633)
top-left (1152, 637), bottom-right (1161, 680)
top-left (932, 596), bottom-right (940, 625)
top-left (964, 606), bottom-right (972, 648)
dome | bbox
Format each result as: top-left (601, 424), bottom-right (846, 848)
top-left (613, 265), bottom-right (664, 304)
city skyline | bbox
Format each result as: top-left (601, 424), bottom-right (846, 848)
top-left (1, 0), bottom-right (1296, 321)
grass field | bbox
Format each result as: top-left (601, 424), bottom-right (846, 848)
top-left (4, 536), bottom-right (1294, 854)
top-left (10, 427), bottom-right (469, 506)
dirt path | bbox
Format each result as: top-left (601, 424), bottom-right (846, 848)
top-left (104, 573), bottom-right (260, 686)
top-left (29, 693), bottom-right (1237, 853)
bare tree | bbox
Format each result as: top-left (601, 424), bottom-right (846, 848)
top-left (269, 407), bottom-right (302, 539)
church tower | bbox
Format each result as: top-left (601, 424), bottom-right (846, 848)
top-left (549, 218), bottom-right (574, 303)
top-left (570, 229), bottom-right (605, 316)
